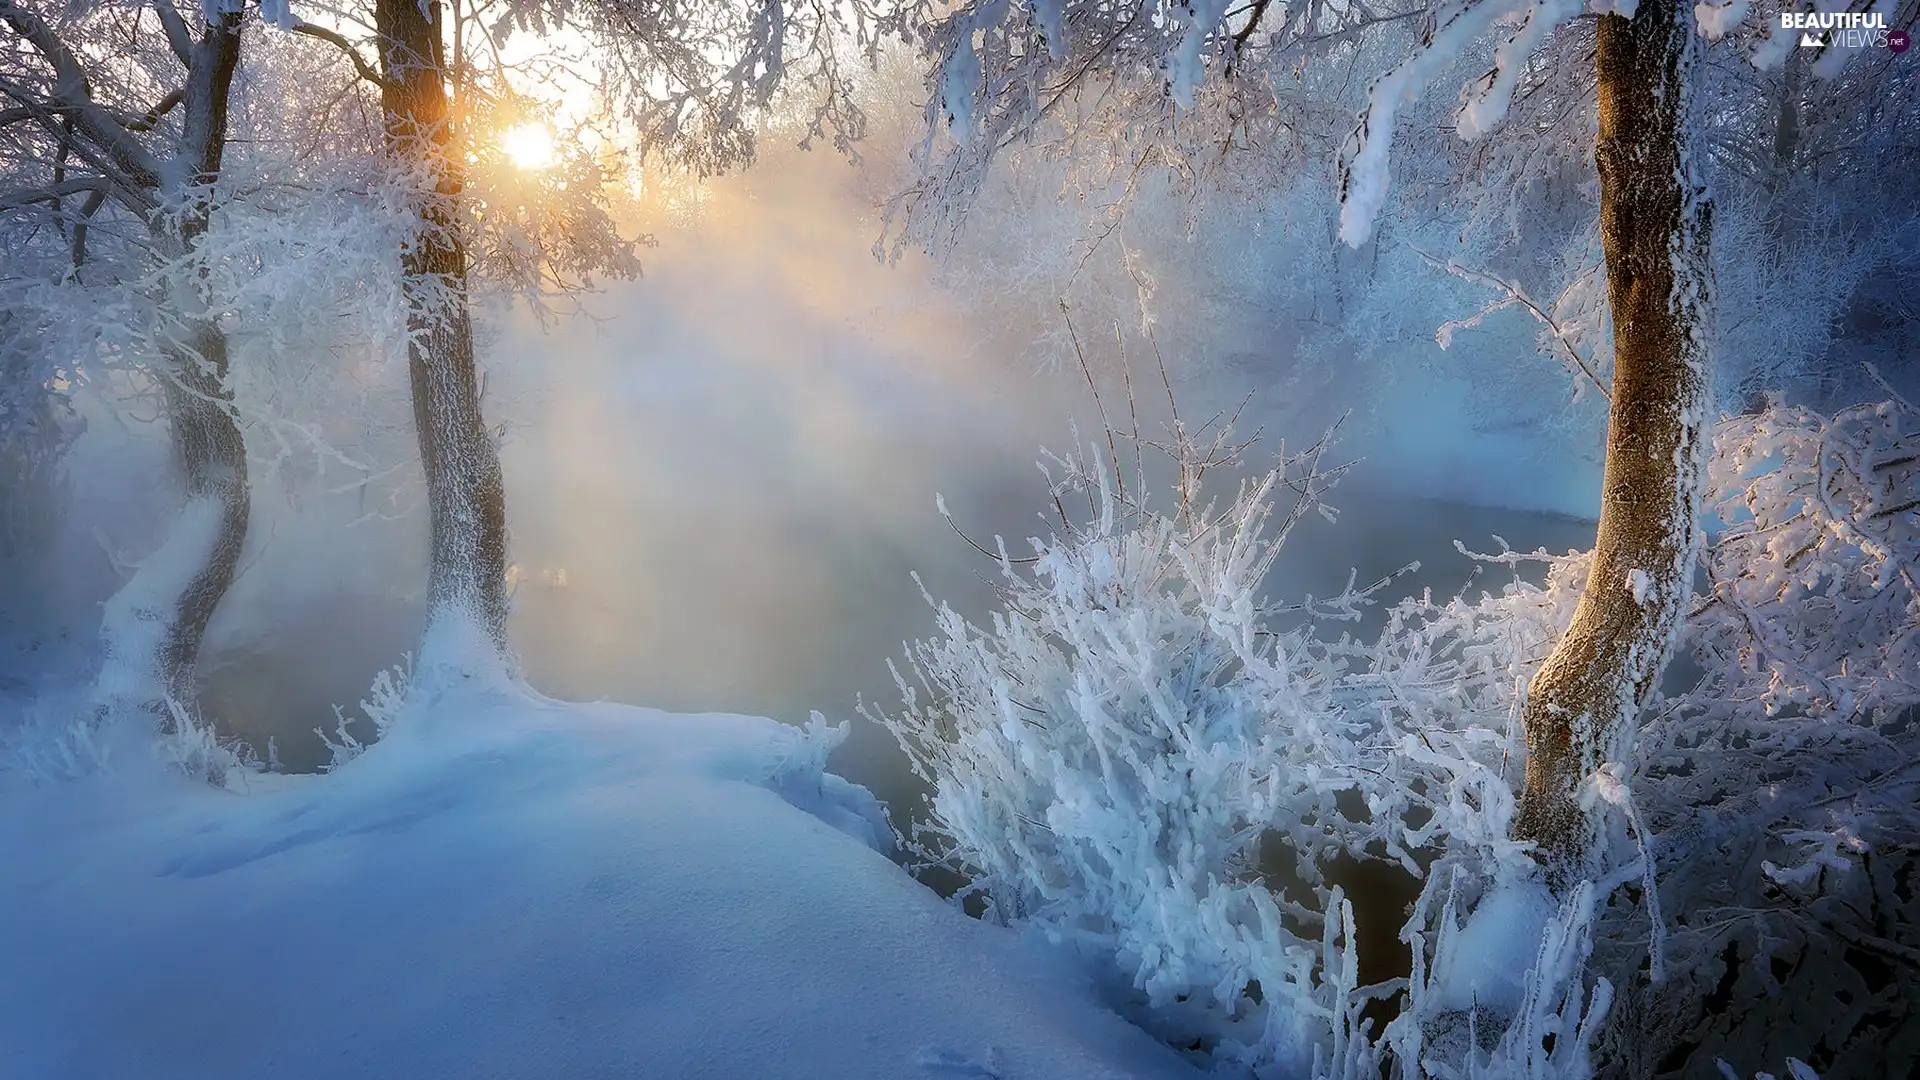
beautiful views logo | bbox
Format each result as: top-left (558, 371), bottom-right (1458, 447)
top-left (1780, 10), bottom-right (1907, 51)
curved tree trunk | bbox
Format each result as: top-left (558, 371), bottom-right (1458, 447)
top-left (144, 320), bottom-right (249, 717)
top-left (95, 10), bottom-right (250, 723)
top-left (1513, 0), bottom-right (1714, 877)
top-left (2, 1), bottom-right (250, 725)
top-left (374, 0), bottom-right (512, 661)
top-left (155, 10), bottom-right (250, 717)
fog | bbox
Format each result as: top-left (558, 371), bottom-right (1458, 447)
top-left (16, 147), bottom-right (1603, 811)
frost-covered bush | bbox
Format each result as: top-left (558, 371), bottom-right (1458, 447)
top-left (153, 698), bottom-right (264, 788)
top-left (1316, 391), bottom-right (1917, 1078)
top-left (317, 656), bottom-right (415, 770)
top-left (872, 413), bottom-right (1613, 1078)
top-left (882, 392), bottom-right (1914, 1077)
top-left (1616, 386), bottom-right (1920, 1078)
top-left (1, 692), bottom-right (260, 790)
top-left (0, 701), bottom-right (115, 786)
top-left (873, 417), bottom-right (1363, 1071)
top-left (1390, 387), bottom-right (1920, 1076)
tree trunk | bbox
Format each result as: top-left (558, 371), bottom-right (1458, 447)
top-left (1512, 0), bottom-right (1713, 877)
top-left (96, 10), bottom-right (249, 721)
top-left (1771, 52), bottom-right (1801, 188)
top-left (148, 321), bottom-right (249, 715)
top-left (373, 0), bottom-right (511, 657)
top-left (157, 11), bottom-right (249, 715)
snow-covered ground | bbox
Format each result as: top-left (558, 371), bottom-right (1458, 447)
top-left (0, 683), bottom-right (1201, 1080)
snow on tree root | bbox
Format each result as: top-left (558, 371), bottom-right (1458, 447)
top-left (92, 495), bottom-right (226, 718)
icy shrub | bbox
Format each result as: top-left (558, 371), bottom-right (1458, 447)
top-left (1606, 385), bottom-right (1920, 1078)
top-left (0, 699), bottom-right (115, 785)
top-left (872, 417), bottom-right (1351, 1070)
top-left (154, 697), bottom-right (262, 787)
top-left (870, 410), bottom-right (1608, 1078)
top-left (1342, 392), bottom-right (1918, 1077)
top-left (880, 391), bottom-right (1913, 1078)
top-left (1, 691), bottom-right (260, 789)
top-left (317, 655), bottom-right (414, 770)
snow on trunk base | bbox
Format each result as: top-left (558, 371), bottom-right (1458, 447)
top-left (0, 686), bottom-right (1199, 1080)
top-left (1429, 879), bottom-right (1558, 1014)
top-left (91, 494), bottom-right (225, 713)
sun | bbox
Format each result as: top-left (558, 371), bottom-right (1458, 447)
top-left (500, 121), bottom-right (557, 171)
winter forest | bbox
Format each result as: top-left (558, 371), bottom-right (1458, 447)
top-left (1, 0), bottom-right (1916, 1076)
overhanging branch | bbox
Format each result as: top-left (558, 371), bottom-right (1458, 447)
top-left (1411, 244), bottom-right (1613, 401)
top-left (290, 21), bottom-right (398, 90)
top-left (0, 175), bottom-right (111, 212)
top-left (0, 0), bottom-right (166, 190)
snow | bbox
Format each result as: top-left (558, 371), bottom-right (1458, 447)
top-left (1717, 1056), bottom-right (1821, 1080)
top-left (1749, 11), bottom-right (1799, 70)
top-left (1692, 0), bottom-right (1749, 40)
top-left (1169, 0), bottom-right (1233, 110)
top-left (0, 683), bottom-right (1202, 1080)
top-left (942, 28), bottom-right (983, 141)
top-left (1339, 1), bottom-right (1527, 246)
top-left (254, 0), bottom-right (293, 29)
top-left (1428, 879), bottom-right (1558, 1014)
top-left (1030, 0), bottom-right (1066, 60)
top-left (1627, 567), bottom-right (1653, 604)
top-left (92, 494), bottom-right (226, 713)
top-left (1456, 0), bottom-right (1587, 142)
top-left (1811, 0), bottom-right (1899, 79)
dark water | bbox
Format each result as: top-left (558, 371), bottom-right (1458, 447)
top-left (187, 471), bottom-right (1595, 1022)
top-left (200, 489), bottom-right (1594, 810)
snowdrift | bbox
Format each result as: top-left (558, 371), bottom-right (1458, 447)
top-left (0, 685), bottom-right (1199, 1080)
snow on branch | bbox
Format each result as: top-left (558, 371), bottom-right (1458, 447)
top-left (1337, 0), bottom-right (1587, 247)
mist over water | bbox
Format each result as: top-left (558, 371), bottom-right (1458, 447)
top-left (18, 152), bottom-right (1605, 807)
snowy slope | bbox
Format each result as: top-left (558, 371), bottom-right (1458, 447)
top-left (0, 686), bottom-right (1200, 1080)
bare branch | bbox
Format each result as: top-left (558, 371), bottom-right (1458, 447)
top-left (120, 87), bottom-right (184, 132)
top-left (290, 21), bottom-right (397, 90)
top-left (0, 176), bottom-right (111, 212)
top-left (1411, 245), bottom-right (1612, 401)
top-left (0, 0), bottom-right (166, 193)
top-left (0, 83), bottom-right (155, 207)
top-left (68, 185), bottom-right (107, 271)
top-left (1232, 0), bottom-right (1274, 51)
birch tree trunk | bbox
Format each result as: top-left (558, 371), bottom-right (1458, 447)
top-left (1513, 0), bottom-right (1714, 875)
top-left (373, 0), bottom-right (511, 658)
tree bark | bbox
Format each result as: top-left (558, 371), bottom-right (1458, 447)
top-left (151, 11), bottom-right (249, 716)
top-left (3, 1), bottom-right (249, 722)
top-left (79, 8), bottom-right (249, 720)
top-left (373, 0), bottom-right (511, 656)
top-left (1513, 0), bottom-right (1713, 877)
top-left (149, 318), bottom-right (249, 715)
